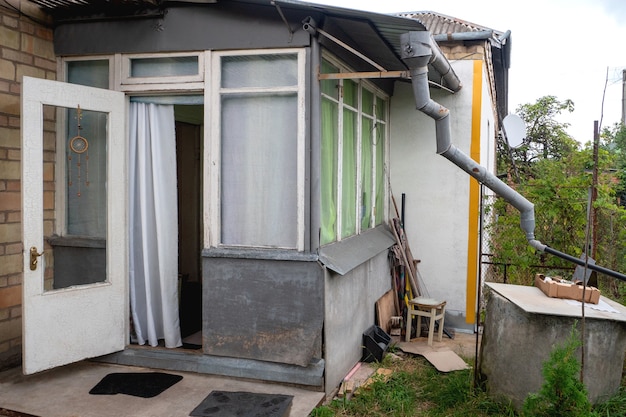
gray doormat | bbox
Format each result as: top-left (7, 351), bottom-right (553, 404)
top-left (189, 391), bottom-right (293, 417)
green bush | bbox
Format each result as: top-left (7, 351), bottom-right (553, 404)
top-left (522, 324), bottom-right (591, 417)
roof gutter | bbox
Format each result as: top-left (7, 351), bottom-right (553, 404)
top-left (400, 31), bottom-right (626, 282)
top-left (432, 29), bottom-right (511, 45)
top-left (432, 30), bottom-right (494, 42)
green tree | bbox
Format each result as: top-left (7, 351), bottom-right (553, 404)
top-left (602, 123), bottom-right (626, 204)
top-left (594, 123), bottom-right (626, 303)
top-left (488, 97), bottom-right (626, 292)
top-left (487, 148), bottom-right (591, 285)
top-left (498, 96), bottom-right (578, 178)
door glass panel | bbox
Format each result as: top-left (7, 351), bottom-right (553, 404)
top-left (44, 104), bottom-right (108, 291)
top-left (66, 107), bottom-right (107, 237)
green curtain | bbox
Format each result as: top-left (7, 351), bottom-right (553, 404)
top-left (321, 98), bottom-right (338, 245)
top-left (375, 123), bottom-right (385, 225)
top-left (341, 108), bottom-right (357, 238)
top-left (320, 69), bottom-right (387, 242)
top-left (361, 117), bottom-right (373, 230)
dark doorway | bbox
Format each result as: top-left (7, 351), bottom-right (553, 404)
top-left (175, 108), bottom-right (203, 342)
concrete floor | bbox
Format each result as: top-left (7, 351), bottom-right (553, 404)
top-left (0, 361), bottom-right (325, 417)
top-left (0, 332), bottom-right (480, 417)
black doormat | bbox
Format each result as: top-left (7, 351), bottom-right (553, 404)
top-left (189, 391), bottom-right (293, 417)
top-left (89, 372), bottom-right (183, 398)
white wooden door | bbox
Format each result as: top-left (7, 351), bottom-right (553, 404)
top-left (21, 76), bottom-right (127, 374)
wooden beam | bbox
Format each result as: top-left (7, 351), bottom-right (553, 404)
top-left (318, 71), bottom-right (410, 80)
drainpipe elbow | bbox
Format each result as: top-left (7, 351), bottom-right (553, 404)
top-left (435, 115), bottom-right (451, 154)
top-left (528, 239), bottom-right (546, 253)
top-left (519, 208), bottom-right (536, 241)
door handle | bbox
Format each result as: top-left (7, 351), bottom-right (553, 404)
top-left (30, 246), bottom-right (44, 271)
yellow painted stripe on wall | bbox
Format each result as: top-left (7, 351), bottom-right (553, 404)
top-left (466, 60), bottom-right (483, 324)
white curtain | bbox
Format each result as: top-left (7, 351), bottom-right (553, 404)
top-left (129, 102), bottom-right (182, 348)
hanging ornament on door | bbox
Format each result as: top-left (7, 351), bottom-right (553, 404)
top-left (68, 105), bottom-right (89, 197)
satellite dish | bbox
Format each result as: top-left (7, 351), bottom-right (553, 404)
top-left (502, 114), bottom-right (526, 148)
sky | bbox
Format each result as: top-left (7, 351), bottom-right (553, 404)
top-left (311, 0), bottom-right (626, 144)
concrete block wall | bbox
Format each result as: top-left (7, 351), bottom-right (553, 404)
top-left (0, 2), bottom-right (54, 370)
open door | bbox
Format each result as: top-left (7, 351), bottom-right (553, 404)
top-left (21, 76), bottom-right (127, 374)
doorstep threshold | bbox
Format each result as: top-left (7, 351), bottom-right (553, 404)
top-left (95, 346), bottom-right (325, 390)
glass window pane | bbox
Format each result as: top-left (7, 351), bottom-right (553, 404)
top-left (321, 98), bottom-right (338, 245)
top-left (67, 60), bottom-right (109, 89)
top-left (343, 79), bottom-right (358, 108)
top-left (130, 56), bottom-right (198, 78)
top-left (375, 125), bottom-right (385, 225)
top-left (221, 93), bottom-right (298, 248)
top-left (319, 59), bottom-right (388, 239)
top-left (321, 60), bottom-right (339, 100)
top-left (341, 109), bottom-right (357, 238)
top-left (222, 54), bottom-right (297, 88)
top-left (362, 88), bottom-right (374, 116)
top-left (376, 96), bottom-right (387, 121)
top-left (361, 117), bottom-right (373, 230)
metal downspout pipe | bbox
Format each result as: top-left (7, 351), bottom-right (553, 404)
top-left (400, 31), bottom-right (543, 250)
top-left (400, 31), bottom-right (626, 282)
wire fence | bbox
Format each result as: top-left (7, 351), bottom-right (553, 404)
top-left (480, 253), bottom-right (576, 285)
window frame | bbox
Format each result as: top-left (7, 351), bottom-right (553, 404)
top-left (120, 51), bottom-right (205, 86)
top-left (320, 54), bottom-right (389, 244)
top-left (207, 48), bottom-right (307, 251)
top-left (60, 48), bottom-right (307, 253)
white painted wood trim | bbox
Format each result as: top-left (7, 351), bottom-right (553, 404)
top-left (210, 48), bottom-right (306, 250)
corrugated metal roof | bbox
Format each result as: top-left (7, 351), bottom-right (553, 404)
top-left (26, 0), bottom-right (432, 74)
top-left (273, 0), bottom-right (428, 74)
top-left (27, 0), bottom-right (426, 57)
top-left (398, 11), bottom-right (503, 37)
top-left (275, 0), bottom-right (427, 54)
top-left (26, 0), bottom-right (464, 90)
top-left (28, 0), bottom-right (160, 11)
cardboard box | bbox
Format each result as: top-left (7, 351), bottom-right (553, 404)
top-left (535, 274), bottom-right (600, 304)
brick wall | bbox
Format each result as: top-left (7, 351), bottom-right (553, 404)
top-left (0, 2), bottom-right (54, 370)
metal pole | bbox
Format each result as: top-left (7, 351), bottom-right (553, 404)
top-left (622, 70), bottom-right (626, 125)
top-left (588, 121), bottom-right (599, 287)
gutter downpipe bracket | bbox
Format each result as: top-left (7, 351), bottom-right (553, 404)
top-left (400, 31), bottom-right (626, 282)
top-left (272, 0), bottom-right (295, 42)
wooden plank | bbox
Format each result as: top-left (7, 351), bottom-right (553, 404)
top-left (390, 218), bottom-right (420, 297)
top-left (376, 290), bottom-right (398, 333)
top-left (318, 70), bottom-right (410, 80)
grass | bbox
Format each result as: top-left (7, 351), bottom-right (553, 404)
top-left (310, 351), bottom-right (626, 417)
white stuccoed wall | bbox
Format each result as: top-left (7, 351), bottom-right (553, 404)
top-left (389, 60), bottom-right (495, 331)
